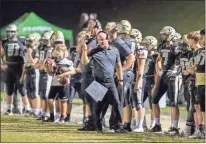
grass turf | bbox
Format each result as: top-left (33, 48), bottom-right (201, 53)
top-left (1, 115), bottom-right (205, 143)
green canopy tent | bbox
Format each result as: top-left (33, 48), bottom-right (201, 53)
top-left (1, 12), bottom-right (73, 47)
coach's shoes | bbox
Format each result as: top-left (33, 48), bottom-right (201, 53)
top-left (149, 124), bottom-right (162, 132)
top-left (5, 109), bottom-right (13, 116)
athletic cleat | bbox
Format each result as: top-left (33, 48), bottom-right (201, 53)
top-left (58, 117), bottom-right (65, 124)
top-left (24, 110), bottom-right (31, 117)
top-left (189, 130), bottom-right (203, 139)
top-left (149, 124), bottom-right (162, 132)
top-left (46, 117), bottom-right (55, 122)
top-left (107, 129), bottom-right (115, 133)
top-left (123, 123), bottom-right (132, 132)
top-left (5, 109), bottom-right (13, 115)
top-left (12, 108), bottom-right (21, 114)
top-left (43, 116), bottom-right (50, 122)
top-left (181, 130), bottom-right (192, 137)
top-left (78, 126), bottom-right (96, 131)
top-left (133, 126), bottom-right (144, 133)
top-left (166, 127), bottom-right (180, 135)
top-left (115, 128), bottom-right (127, 133)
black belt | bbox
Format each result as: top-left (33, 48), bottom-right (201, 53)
top-left (94, 77), bottom-right (114, 83)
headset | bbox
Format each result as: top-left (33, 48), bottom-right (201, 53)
top-left (89, 19), bottom-right (101, 29)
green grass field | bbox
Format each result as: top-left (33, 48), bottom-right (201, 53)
top-left (1, 115), bottom-right (205, 143)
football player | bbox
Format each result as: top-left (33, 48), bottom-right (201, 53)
top-left (187, 30), bottom-right (205, 139)
top-left (24, 32), bottom-right (41, 117)
top-left (1, 24), bottom-right (30, 115)
top-left (36, 30), bottom-right (54, 121)
top-left (46, 43), bottom-right (75, 123)
top-left (133, 36), bottom-right (158, 132)
top-left (150, 26), bottom-right (181, 135)
top-left (117, 20), bottom-right (135, 131)
top-left (177, 34), bottom-right (196, 137)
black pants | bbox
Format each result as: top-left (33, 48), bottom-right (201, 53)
top-left (5, 64), bottom-right (25, 97)
top-left (152, 73), bottom-right (179, 107)
top-left (13, 83), bottom-right (18, 108)
top-left (197, 85), bottom-right (205, 112)
top-left (95, 78), bottom-right (122, 130)
top-left (142, 77), bottom-right (154, 109)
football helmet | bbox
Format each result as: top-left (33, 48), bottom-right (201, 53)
top-left (142, 36), bottom-right (158, 51)
top-left (6, 24), bottom-right (18, 40)
top-left (130, 29), bottom-right (142, 43)
top-left (40, 30), bottom-right (54, 47)
top-left (117, 20), bottom-right (132, 34)
top-left (25, 32), bottom-right (41, 49)
top-left (50, 31), bottom-right (65, 47)
top-left (159, 26), bottom-right (176, 41)
top-left (167, 32), bottom-right (182, 42)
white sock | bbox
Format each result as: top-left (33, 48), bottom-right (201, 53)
top-left (138, 118), bottom-right (144, 128)
top-left (136, 119), bottom-right (140, 126)
top-left (45, 112), bottom-right (50, 117)
top-left (33, 109), bottom-right (40, 116)
top-left (154, 118), bottom-right (160, 125)
top-left (7, 104), bottom-right (13, 111)
top-left (150, 120), bottom-right (155, 127)
top-left (55, 113), bottom-right (60, 119)
top-left (25, 105), bottom-right (30, 111)
top-left (131, 118), bottom-right (136, 124)
top-left (172, 120), bottom-right (179, 129)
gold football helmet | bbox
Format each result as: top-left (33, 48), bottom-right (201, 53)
top-left (40, 30), bottom-right (54, 47)
top-left (142, 36), bottom-right (158, 51)
top-left (167, 32), bottom-right (182, 42)
top-left (117, 20), bottom-right (132, 34)
top-left (25, 32), bottom-right (41, 49)
top-left (50, 31), bottom-right (65, 47)
top-left (130, 29), bottom-right (142, 43)
top-left (159, 26), bottom-right (176, 41)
